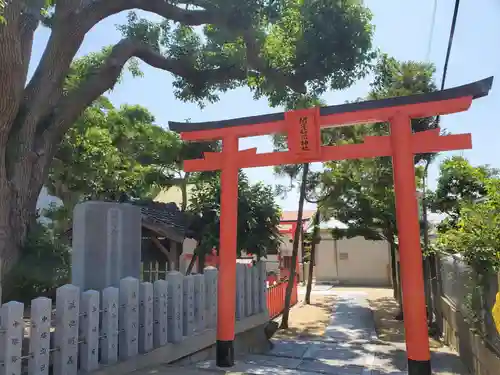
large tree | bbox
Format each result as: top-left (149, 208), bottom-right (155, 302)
top-left (435, 178), bottom-right (500, 329)
top-left (185, 171), bottom-right (282, 272)
top-left (316, 55), bottom-right (437, 310)
top-left (47, 101), bottom-right (181, 210)
top-left (0, 0), bottom-right (374, 271)
top-left (428, 156), bottom-right (499, 233)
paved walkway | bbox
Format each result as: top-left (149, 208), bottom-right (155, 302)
top-left (136, 288), bottom-right (468, 375)
top-left (192, 290), bottom-right (398, 374)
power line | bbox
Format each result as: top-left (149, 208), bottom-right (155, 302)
top-left (425, 0), bottom-right (438, 62)
top-left (435, 0), bottom-right (461, 127)
top-left (440, 0), bottom-right (461, 91)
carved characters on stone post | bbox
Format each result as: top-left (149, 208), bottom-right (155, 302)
top-left (183, 275), bottom-right (195, 336)
top-left (236, 263), bottom-right (246, 320)
top-left (193, 274), bottom-right (206, 332)
top-left (153, 279), bottom-right (168, 348)
top-left (166, 272), bottom-right (183, 343)
top-left (204, 267), bottom-right (218, 328)
top-left (118, 277), bottom-right (139, 359)
top-left (79, 290), bottom-right (100, 372)
top-left (29, 297), bottom-right (51, 375)
top-left (139, 282), bottom-right (154, 353)
top-left (101, 286), bottom-right (119, 364)
top-left (54, 284), bottom-right (80, 375)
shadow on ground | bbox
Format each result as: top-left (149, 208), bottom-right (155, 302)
top-left (369, 296), bottom-right (442, 348)
top-left (367, 294), bottom-right (469, 374)
top-left (273, 288), bottom-right (469, 374)
top-left (274, 298), bottom-right (334, 341)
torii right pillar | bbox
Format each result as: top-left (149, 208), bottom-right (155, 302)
top-left (391, 113), bottom-right (432, 375)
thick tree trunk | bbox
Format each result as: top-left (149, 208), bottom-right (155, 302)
top-left (305, 210), bottom-right (320, 305)
top-left (281, 163), bottom-right (309, 329)
top-left (0, 190), bottom-right (24, 275)
top-left (0, 178), bottom-right (42, 297)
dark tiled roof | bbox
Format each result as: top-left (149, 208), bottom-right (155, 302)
top-left (132, 201), bottom-right (186, 236)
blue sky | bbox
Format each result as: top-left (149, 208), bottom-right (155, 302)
top-left (33, 0), bottom-right (500, 211)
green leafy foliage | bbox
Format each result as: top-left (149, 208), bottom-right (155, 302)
top-left (260, 0), bottom-right (376, 106)
top-left (117, 0), bottom-right (375, 107)
top-left (186, 172), bottom-right (282, 260)
top-left (433, 177), bottom-right (500, 328)
top-left (1, 0), bottom-right (55, 24)
top-left (64, 46), bottom-right (143, 97)
top-left (0, 0), bottom-right (4, 24)
top-left (435, 178), bottom-right (500, 274)
top-left (3, 219), bottom-right (70, 303)
top-left (317, 55), bottom-right (436, 242)
top-left (432, 164), bottom-right (500, 329)
top-left (47, 101), bottom-right (182, 208)
top-left (428, 156), bottom-right (499, 232)
top-left (1, 0), bottom-right (377, 279)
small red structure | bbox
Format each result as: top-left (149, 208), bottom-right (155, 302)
top-left (278, 210), bottom-right (313, 281)
top-left (267, 278), bottom-right (298, 319)
top-left (170, 77), bottom-right (493, 375)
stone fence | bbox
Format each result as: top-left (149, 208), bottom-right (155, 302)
top-left (0, 263), bottom-right (267, 375)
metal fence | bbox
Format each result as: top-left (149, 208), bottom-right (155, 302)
top-left (438, 254), bottom-right (500, 353)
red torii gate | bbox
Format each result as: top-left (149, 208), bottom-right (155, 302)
top-left (169, 77), bottom-right (493, 375)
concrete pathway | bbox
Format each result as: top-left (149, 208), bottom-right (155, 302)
top-left (192, 290), bottom-right (386, 375)
top-left (136, 288), bottom-right (468, 375)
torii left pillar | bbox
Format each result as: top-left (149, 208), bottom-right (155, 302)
top-left (216, 136), bottom-right (239, 366)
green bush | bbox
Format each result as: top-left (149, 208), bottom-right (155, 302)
top-left (3, 221), bottom-right (70, 304)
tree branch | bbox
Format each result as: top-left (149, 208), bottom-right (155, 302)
top-left (11, 0), bottom-right (218, 188)
top-left (21, 0), bottom-right (217, 142)
top-left (76, 0), bottom-right (217, 28)
top-left (27, 3), bottom-right (307, 180)
top-left (241, 29), bottom-right (306, 94)
top-left (0, 1), bottom-right (26, 141)
top-left (37, 38), bottom-right (246, 155)
top-left (16, 0), bottom-right (222, 177)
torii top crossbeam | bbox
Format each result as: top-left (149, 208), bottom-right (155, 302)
top-left (169, 77), bottom-right (493, 172)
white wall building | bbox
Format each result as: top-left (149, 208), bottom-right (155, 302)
top-left (307, 217), bottom-right (391, 286)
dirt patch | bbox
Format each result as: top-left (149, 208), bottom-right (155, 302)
top-left (369, 294), bottom-right (442, 348)
top-left (363, 288), bottom-right (469, 374)
top-left (273, 294), bottom-right (335, 341)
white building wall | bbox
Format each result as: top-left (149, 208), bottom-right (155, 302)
top-left (315, 233), bottom-right (391, 286)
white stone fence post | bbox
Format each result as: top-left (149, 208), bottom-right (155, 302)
top-left (0, 264), bottom-right (267, 375)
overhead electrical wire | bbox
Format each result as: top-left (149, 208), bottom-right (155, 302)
top-left (440, 0), bottom-right (461, 91)
top-left (436, 0), bottom-right (461, 127)
top-left (425, 0), bottom-right (438, 62)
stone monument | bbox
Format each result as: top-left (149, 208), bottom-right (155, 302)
top-left (72, 201), bottom-right (142, 291)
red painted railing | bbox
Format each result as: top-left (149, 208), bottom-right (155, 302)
top-left (266, 278), bottom-right (298, 319)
